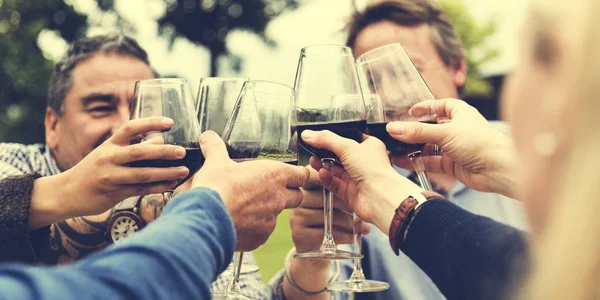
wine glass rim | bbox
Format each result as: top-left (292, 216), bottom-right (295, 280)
top-left (355, 43), bottom-right (405, 64)
top-left (245, 80), bottom-right (293, 91)
top-left (300, 44), bottom-right (353, 57)
top-left (198, 77), bottom-right (250, 84)
top-left (135, 78), bottom-right (188, 86)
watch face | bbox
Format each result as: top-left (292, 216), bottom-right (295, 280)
top-left (110, 214), bottom-right (142, 243)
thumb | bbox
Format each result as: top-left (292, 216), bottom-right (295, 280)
top-left (386, 121), bottom-right (448, 146)
top-left (199, 131), bottom-right (230, 165)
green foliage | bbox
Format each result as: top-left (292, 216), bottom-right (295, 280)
top-left (0, 0), bottom-right (87, 143)
top-left (157, 0), bottom-right (302, 76)
top-left (438, 0), bottom-right (499, 96)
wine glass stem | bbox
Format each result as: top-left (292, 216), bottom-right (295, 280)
top-left (320, 187), bottom-right (337, 252)
top-left (229, 252), bottom-right (244, 294)
top-left (408, 152), bottom-right (433, 191)
top-left (349, 213), bottom-right (366, 283)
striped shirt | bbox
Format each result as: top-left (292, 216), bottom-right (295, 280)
top-left (0, 142), bottom-right (267, 299)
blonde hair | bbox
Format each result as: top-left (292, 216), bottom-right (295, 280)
top-left (522, 0), bottom-right (600, 299)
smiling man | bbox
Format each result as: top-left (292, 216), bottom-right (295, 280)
top-left (0, 34), bottom-right (266, 298)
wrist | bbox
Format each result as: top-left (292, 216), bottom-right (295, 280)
top-left (489, 137), bottom-right (519, 198)
top-left (369, 172), bottom-right (424, 234)
top-left (29, 175), bottom-right (71, 229)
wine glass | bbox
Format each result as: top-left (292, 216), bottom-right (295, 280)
top-left (322, 95), bottom-right (389, 293)
top-left (128, 78), bottom-right (203, 199)
top-left (212, 80), bottom-right (296, 300)
top-left (356, 43), bottom-right (438, 191)
top-left (293, 44), bottom-right (363, 260)
top-left (196, 78), bottom-right (261, 279)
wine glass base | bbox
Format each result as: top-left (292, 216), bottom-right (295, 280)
top-left (221, 264), bottom-right (260, 276)
top-left (327, 280), bottom-right (390, 293)
top-left (294, 249), bottom-right (362, 260)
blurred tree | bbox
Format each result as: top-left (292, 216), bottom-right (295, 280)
top-left (158, 0), bottom-right (302, 77)
top-left (438, 0), bottom-right (499, 96)
top-left (0, 0), bottom-right (87, 143)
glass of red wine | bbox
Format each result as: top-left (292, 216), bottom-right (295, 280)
top-left (128, 78), bottom-right (203, 200)
top-left (293, 44), bottom-right (364, 260)
top-left (213, 80), bottom-right (296, 300)
top-left (324, 95), bottom-right (390, 293)
top-left (356, 43), bottom-right (438, 191)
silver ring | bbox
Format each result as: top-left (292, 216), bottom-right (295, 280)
top-left (433, 144), bottom-right (444, 156)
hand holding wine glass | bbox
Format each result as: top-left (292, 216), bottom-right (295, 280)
top-left (128, 79), bottom-right (204, 197)
top-left (388, 99), bottom-right (518, 198)
top-left (58, 116), bottom-right (189, 217)
top-left (301, 129), bottom-right (425, 235)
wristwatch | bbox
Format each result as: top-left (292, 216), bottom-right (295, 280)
top-left (105, 196), bottom-right (146, 244)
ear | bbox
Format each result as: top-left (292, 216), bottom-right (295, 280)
top-left (45, 107), bottom-right (60, 149)
top-left (452, 58), bottom-right (468, 88)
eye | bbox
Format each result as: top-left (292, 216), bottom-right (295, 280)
top-left (88, 105), bottom-right (115, 117)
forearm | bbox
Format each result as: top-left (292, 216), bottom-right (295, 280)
top-left (401, 200), bottom-right (529, 300)
top-left (45, 210), bottom-right (113, 264)
top-left (0, 188), bottom-right (236, 299)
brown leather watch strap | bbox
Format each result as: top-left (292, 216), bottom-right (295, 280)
top-left (389, 191), bottom-right (446, 255)
top-left (389, 196), bottom-right (418, 255)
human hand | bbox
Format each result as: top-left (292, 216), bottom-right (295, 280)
top-left (191, 131), bottom-right (310, 251)
top-left (301, 130), bottom-right (423, 234)
top-left (290, 166), bottom-right (369, 256)
top-left (59, 117), bottom-right (190, 217)
top-left (388, 99), bottom-right (518, 198)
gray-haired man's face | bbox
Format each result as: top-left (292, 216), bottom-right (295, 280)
top-left (45, 53), bottom-right (155, 171)
top-left (353, 20), bottom-right (466, 99)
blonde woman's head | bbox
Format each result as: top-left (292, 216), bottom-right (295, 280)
top-left (501, 0), bottom-right (600, 298)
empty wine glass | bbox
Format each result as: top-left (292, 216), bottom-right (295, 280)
top-left (356, 43), bottom-right (438, 191)
top-left (212, 80), bottom-right (296, 300)
top-left (293, 45), bottom-right (364, 260)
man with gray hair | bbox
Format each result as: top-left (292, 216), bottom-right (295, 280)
top-left (271, 1), bottom-right (526, 299)
top-left (0, 34), bottom-right (267, 298)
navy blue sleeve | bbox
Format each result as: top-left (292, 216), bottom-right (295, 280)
top-left (402, 200), bottom-right (529, 300)
top-left (0, 187), bottom-right (236, 300)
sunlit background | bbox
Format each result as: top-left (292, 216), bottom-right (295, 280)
top-left (0, 0), bottom-right (526, 281)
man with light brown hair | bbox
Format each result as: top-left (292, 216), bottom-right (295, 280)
top-left (270, 1), bottom-right (526, 299)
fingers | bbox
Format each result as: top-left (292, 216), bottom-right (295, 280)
top-left (111, 117), bottom-right (174, 145)
top-left (292, 208), bottom-right (354, 232)
top-left (284, 166), bottom-right (311, 188)
top-left (300, 188), bottom-right (352, 211)
top-left (309, 156), bottom-right (323, 172)
top-left (391, 155), bottom-right (456, 177)
top-left (408, 99), bottom-right (474, 120)
top-left (301, 129), bottom-right (359, 160)
top-left (303, 166), bottom-right (323, 190)
top-left (283, 188), bottom-right (304, 209)
top-left (114, 144), bottom-right (186, 165)
top-left (318, 168), bottom-right (350, 202)
top-left (116, 166), bottom-right (189, 185)
top-left (199, 131), bottom-right (230, 165)
top-left (386, 121), bottom-right (448, 146)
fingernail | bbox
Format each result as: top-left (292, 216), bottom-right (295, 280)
top-left (301, 130), bottom-right (315, 141)
top-left (386, 122), bottom-right (404, 135)
top-left (161, 118), bottom-right (174, 125)
top-left (177, 167), bottom-right (189, 177)
top-left (174, 147), bottom-right (186, 157)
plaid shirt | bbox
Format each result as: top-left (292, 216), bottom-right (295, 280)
top-left (0, 142), bottom-right (268, 299)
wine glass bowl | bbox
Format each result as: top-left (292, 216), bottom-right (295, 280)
top-left (128, 78), bottom-right (203, 189)
top-left (293, 44), bottom-right (364, 260)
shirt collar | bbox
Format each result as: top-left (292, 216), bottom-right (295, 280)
top-left (43, 145), bottom-right (62, 175)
